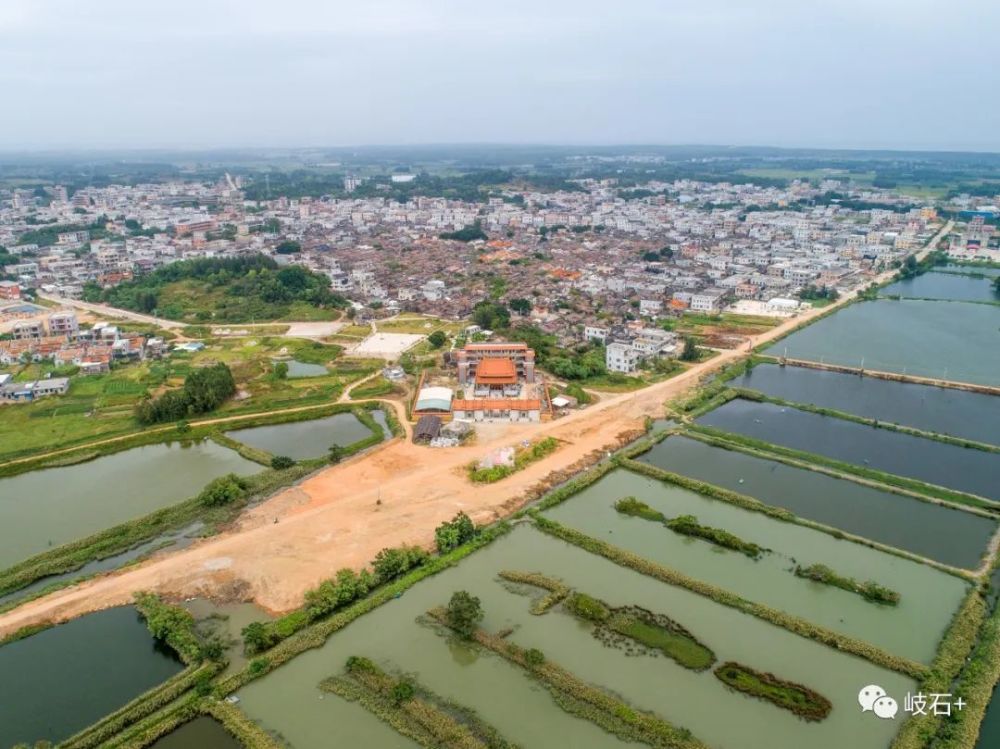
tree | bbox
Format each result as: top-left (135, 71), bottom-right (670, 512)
top-left (434, 512), bottom-right (476, 553)
top-left (329, 444), bottom-right (345, 463)
top-left (427, 330), bottom-right (447, 349)
top-left (679, 336), bottom-right (699, 362)
top-left (271, 455), bottom-right (295, 470)
top-left (446, 591), bottom-right (483, 638)
top-left (273, 361), bottom-right (289, 379)
top-left (508, 297), bottom-right (532, 315)
top-left (275, 240), bottom-right (301, 254)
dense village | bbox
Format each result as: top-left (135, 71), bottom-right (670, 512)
top-left (0, 171), bottom-right (996, 404)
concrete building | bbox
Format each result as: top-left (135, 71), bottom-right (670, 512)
top-left (456, 343), bottom-right (536, 386)
top-left (606, 342), bottom-right (640, 373)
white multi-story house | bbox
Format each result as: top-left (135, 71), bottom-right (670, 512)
top-left (584, 325), bottom-right (609, 344)
top-left (606, 342), bottom-right (640, 373)
top-left (689, 288), bottom-right (728, 313)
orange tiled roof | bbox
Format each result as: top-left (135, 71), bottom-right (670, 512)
top-left (475, 358), bottom-right (517, 384)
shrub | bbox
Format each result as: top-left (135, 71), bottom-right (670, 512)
top-left (329, 444), bottom-right (345, 463)
top-left (525, 648), bottom-right (546, 666)
top-left (134, 592), bottom-right (201, 664)
top-left (566, 592), bottom-right (610, 622)
top-left (434, 512), bottom-right (476, 553)
top-left (447, 591), bottom-right (483, 639)
top-left (372, 546), bottom-right (428, 584)
top-left (391, 680), bottom-right (415, 705)
top-left (197, 473), bottom-right (248, 507)
top-left (249, 657), bottom-right (269, 675)
top-left (241, 621), bottom-right (277, 654)
top-left (270, 455), bottom-right (296, 470)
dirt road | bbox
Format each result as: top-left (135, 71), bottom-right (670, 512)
top-left (0, 237), bottom-right (944, 637)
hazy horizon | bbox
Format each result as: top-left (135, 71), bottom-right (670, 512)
top-left (2, 0), bottom-right (998, 152)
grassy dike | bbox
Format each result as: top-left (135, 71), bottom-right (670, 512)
top-left (498, 570), bottom-right (571, 614)
top-left (618, 457), bottom-right (978, 580)
top-left (426, 609), bottom-right (709, 749)
top-left (321, 656), bottom-right (517, 749)
top-left (0, 398), bottom-right (385, 480)
top-left (0, 403), bottom-right (396, 605)
top-left (529, 514), bottom-right (928, 680)
top-left (58, 593), bottom-right (223, 749)
top-left (685, 424), bottom-right (999, 512)
top-left (889, 586), bottom-right (988, 749)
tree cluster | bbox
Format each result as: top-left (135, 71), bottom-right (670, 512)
top-left (135, 362), bottom-right (236, 424)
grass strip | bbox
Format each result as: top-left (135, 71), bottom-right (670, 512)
top-left (794, 563), bottom-right (900, 606)
top-left (614, 495), bottom-right (765, 559)
top-left (60, 662), bottom-right (222, 749)
top-left (930, 590), bottom-right (1000, 748)
top-left (469, 437), bottom-right (561, 483)
top-left (889, 586), bottom-right (987, 749)
top-left (427, 609), bottom-right (708, 749)
top-left (498, 570), bottom-right (570, 614)
top-left (714, 661), bottom-right (832, 722)
top-left (665, 514), bottom-right (764, 559)
top-left (203, 700), bottom-right (285, 749)
top-left (320, 656), bottom-right (519, 749)
top-left (531, 515), bottom-right (928, 679)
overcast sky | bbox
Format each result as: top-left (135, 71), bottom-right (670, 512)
top-left (1, 0), bottom-right (998, 152)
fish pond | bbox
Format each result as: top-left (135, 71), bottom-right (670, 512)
top-left (637, 436), bottom-right (995, 570)
top-left (148, 717), bottom-right (241, 749)
top-left (733, 363), bottom-right (1000, 445)
top-left (543, 467), bottom-right (967, 664)
top-left (0, 440), bottom-right (259, 570)
top-left (697, 399), bottom-right (1000, 501)
top-left (282, 360), bottom-right (330, 378)
top-left (225, 412), bottom-right (377, 461)
top-left (238, 524), bottom-right (913, 749)
top-left (879, 270), bottom-right (1000, 303)
top-left (764, 299), bottom-right (1000, 387)
top-left (0, 606), bottom-right (184, 746)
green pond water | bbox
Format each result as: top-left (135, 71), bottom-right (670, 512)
top-left (0, 440), bottom-right (259, 570)
top-left (879, 270), bottom-right (1000, 303)
top-left (283, 360), bottom-right (330, 378)
top-left (148, 717), bottom-right (241, 749)
top-left (638, 436), bottom-right (995, 570)
top-left (0, 606), bottom-right (184, 746)
top-left (734, 363), bottom-right (1000, 445)
top-left (237, 525), bottom-right (913, 749)
top-left (975, 688), bottom-right (1000, 749)
top-left (764, 299), bottom-right (1000, 386)
top-left (698, 399), bottom-right (1000, 501)
top-left (544, 468), bottom-right (967, 664)
top-left (225, 412), bottom-right (375, 460)
top-left (941, 264), bottom-right (1000, 278)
